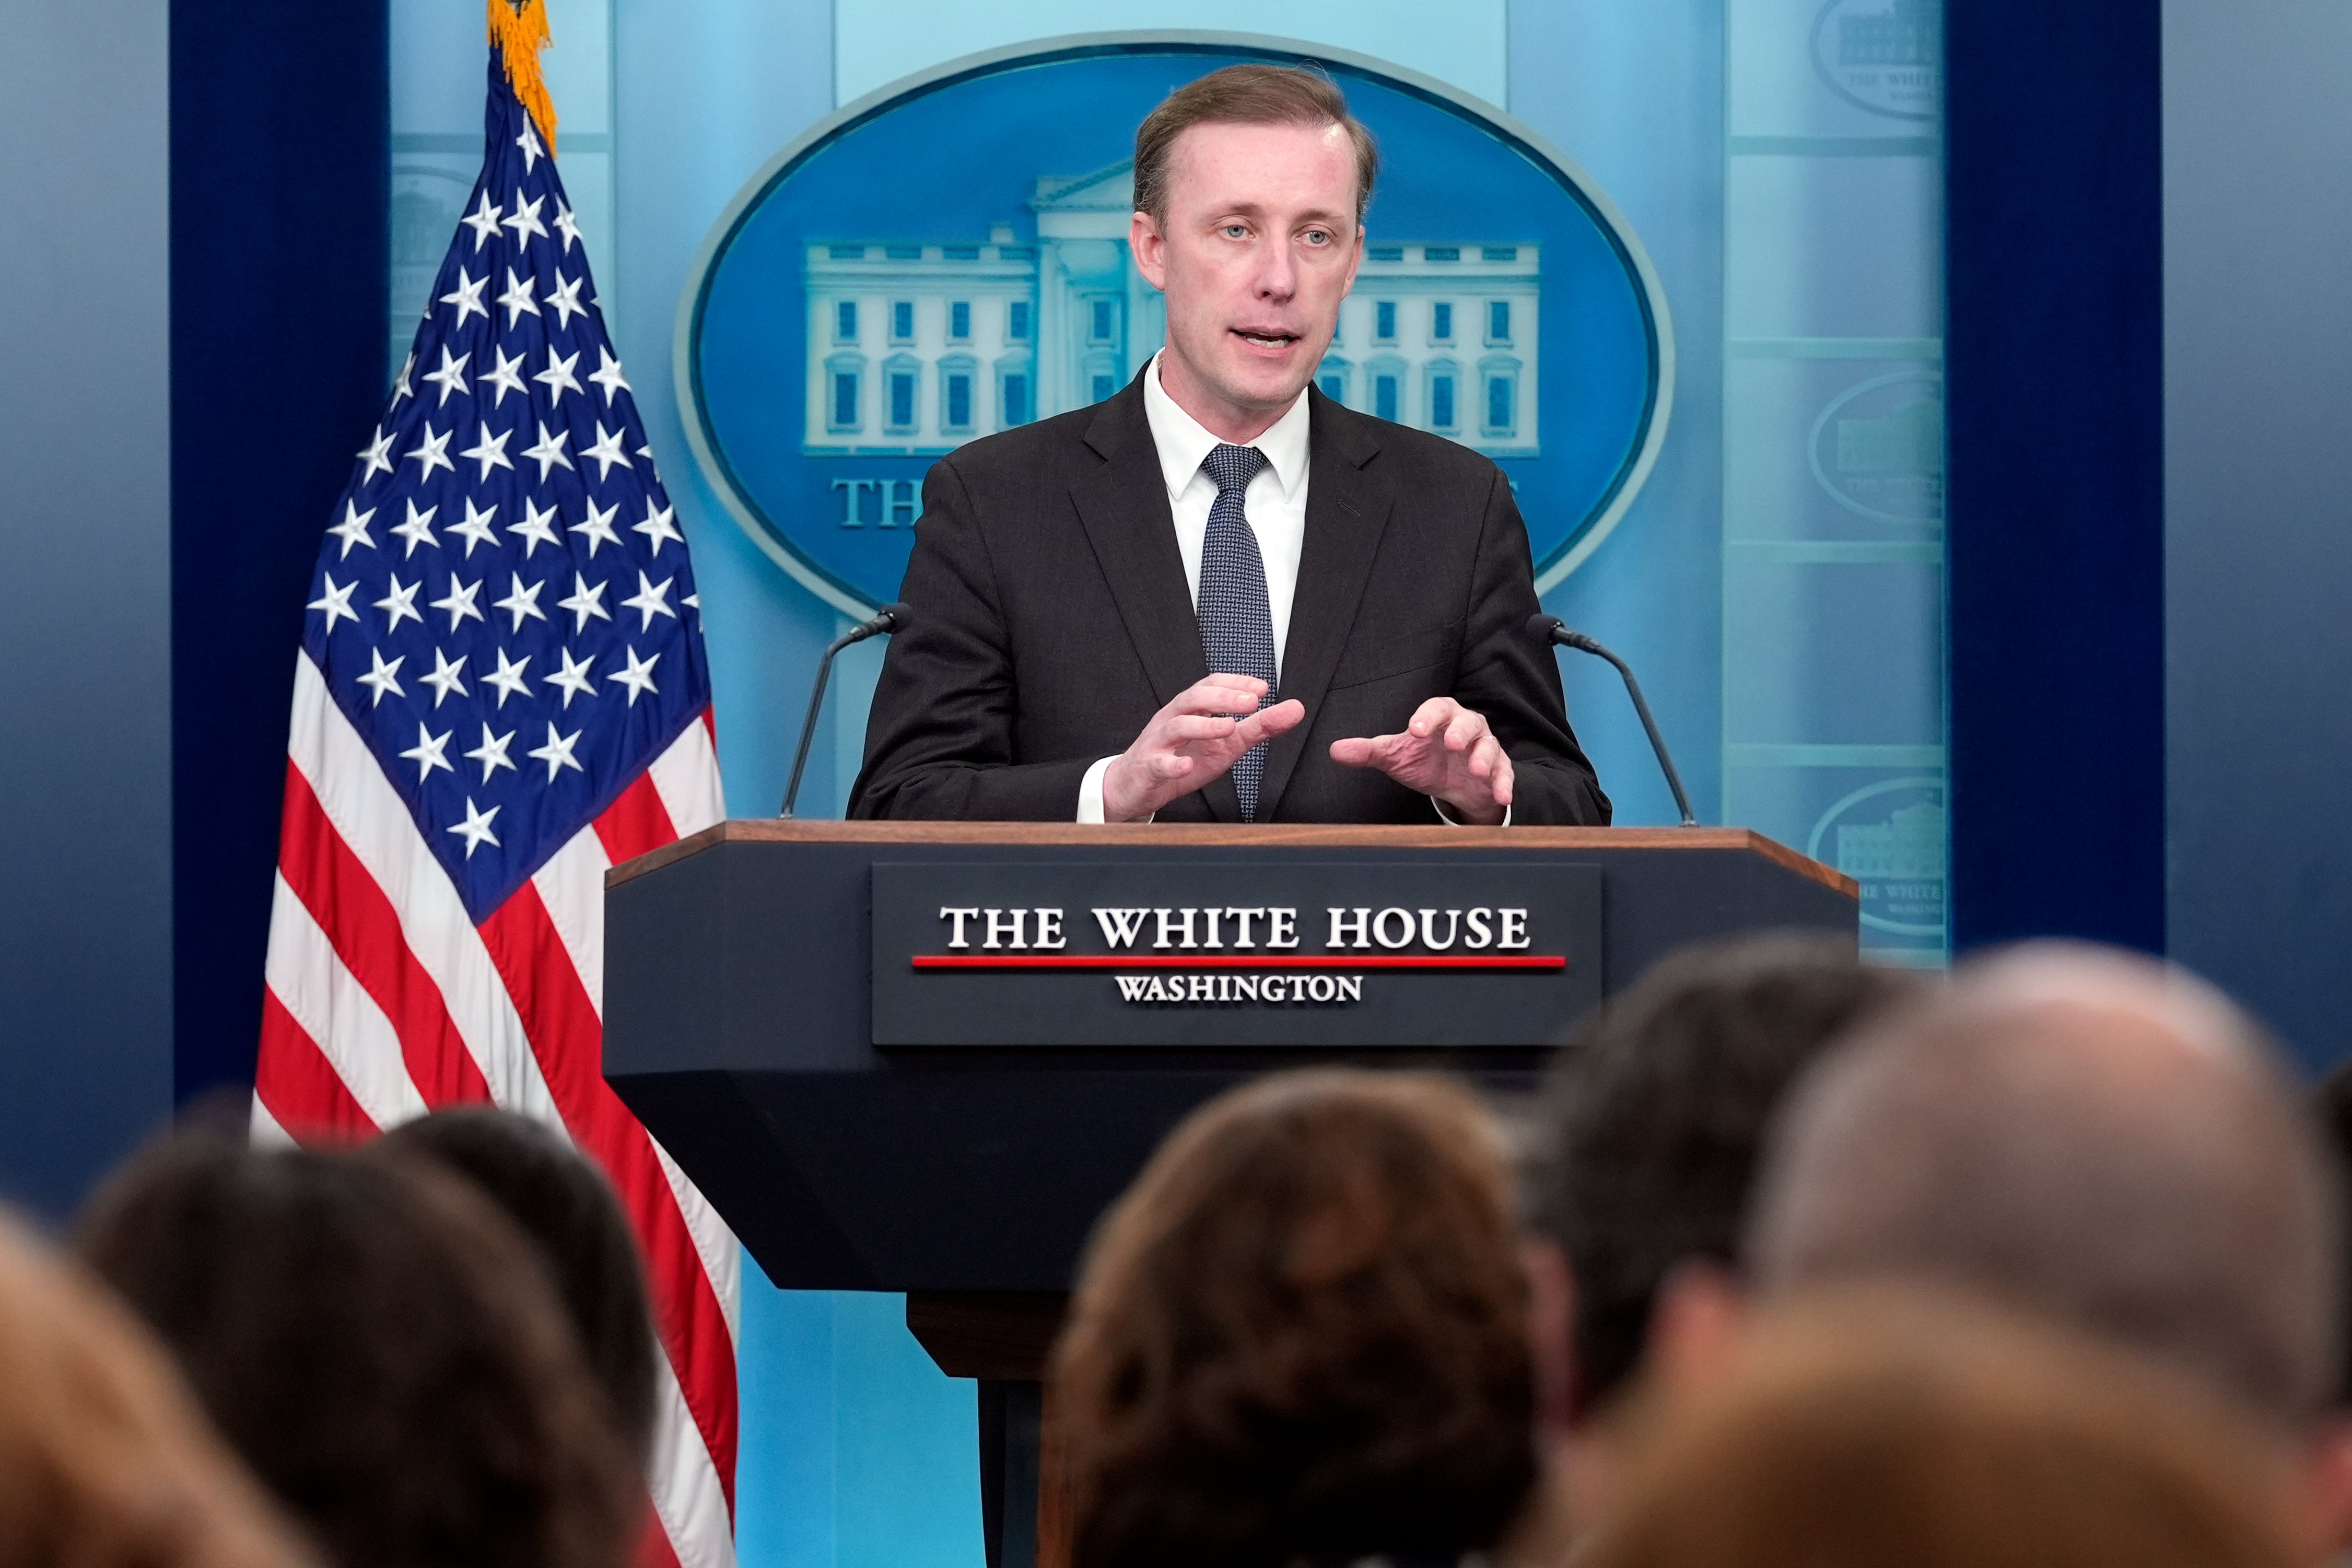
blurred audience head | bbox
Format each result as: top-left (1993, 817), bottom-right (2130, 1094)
top-left (379, 1107), bottom-right (658, 1465)
top-left (2309, 1059), bottom-right (2352, 1406)
top-left (1523, 932), bottom-right (1923, 1426)
top-left (75, 1137), bottom-right (639, 1568)
top-left (1052, 1068), bottom-right (1533, 1568)
top-left (1749, 941), bottom-right (2340, 1427)
top-left (1583, 1282), bottom-right (2317, 1568)
top-left (0, 1206), bottom-right (318, 1568)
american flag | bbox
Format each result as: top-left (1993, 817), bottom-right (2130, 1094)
top-left (253, 15), bottom-right (738, 1568)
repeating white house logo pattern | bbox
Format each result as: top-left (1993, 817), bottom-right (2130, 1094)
top-left (1809, 371), bottom-right (1944, 526)
top-left (1810, 0), bottom-right (1941, 120)
top-left (1809, 777), bottom-right (1946, 938)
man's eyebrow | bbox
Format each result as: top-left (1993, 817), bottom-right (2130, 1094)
top-left (1202, 199), bottom-right (1354, 226)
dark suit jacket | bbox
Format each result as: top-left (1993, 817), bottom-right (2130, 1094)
top-left (848, 374), bottom-right (1611, 825)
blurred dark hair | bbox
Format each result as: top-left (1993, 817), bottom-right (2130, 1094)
top-left (75, 1138), bottom-right (638, 1568)
top-left (1052, 1069), bottom-right (1535, 1568)
top-left (1583, 1283), bottom-right (2309, 1568)
top-left (2312, 1058), bottom-right (2352, 1405)
top-left (0, 1204), bottom-right (320, 1568)
top-left (379, 1107), bottom-right (657, 1465)
top-left (1526, 933), bottom-right (1924, 1413)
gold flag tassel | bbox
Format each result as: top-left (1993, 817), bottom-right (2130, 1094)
top-left (487, 0), bottom-right (558, 154)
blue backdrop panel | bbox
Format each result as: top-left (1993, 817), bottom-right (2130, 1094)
top-left (1510, 0), bottom-right (1726, 840)
top-left (0, 0), bottom-right (177, 1215)
top-left (2164, 0), bottom-right (2352, 1073)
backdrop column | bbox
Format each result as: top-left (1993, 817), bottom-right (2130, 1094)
top-left (169, 0), bottom-right (390, 1106)
top-left (1944, 0), bottom-right (2166, 958)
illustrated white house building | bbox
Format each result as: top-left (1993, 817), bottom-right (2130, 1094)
top-left (802, 160), bottom-right (1538, 459)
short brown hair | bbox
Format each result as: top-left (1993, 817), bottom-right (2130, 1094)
top-left (1586, 1283), bottom-right (2311, 1568)
top-left (379, 1108), bottom-right (660, 1469)
top-left (1133, 64), bottom-right (1379, 227)
top-left (1528, 933), bottom-right (1925, 1414)
top-left (1051, 1070), bottom-right (1533, 1568)
top-left (77, 1138), bottom-right (640, 1568)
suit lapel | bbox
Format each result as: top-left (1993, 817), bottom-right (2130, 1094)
top-left (1258, 392), bottom-right (1392, 818)
top-left (1068, 379), bottom-right (1241, 822)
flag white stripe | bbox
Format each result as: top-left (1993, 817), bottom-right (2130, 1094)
top-left (249, 1094), bottom-right (299, 1149)
top-left (647, 1350), bottom-right (737, 1568)
top-left (263, 874), bottom-right (430, 1129)
top-left (650, 1130), bottom-right (743, 1348)
top-left (648, 717), bottom-right (726, 835)
top-left (529, 826), bottom-right (611, 1020)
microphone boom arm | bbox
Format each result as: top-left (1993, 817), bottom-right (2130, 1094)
top-left (1529, 615), bottom-right (1698, 827)
top-left (780, 603), bottom-right (908, 818)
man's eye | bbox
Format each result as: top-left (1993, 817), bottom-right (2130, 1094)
top-left (1222, 225), bottom-right (1249, 239)
top-left (1303, 230), bottom-right (1330, 245)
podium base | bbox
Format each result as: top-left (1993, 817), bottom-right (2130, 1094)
top-left (908, 1293), bottom-right (1073, 1568)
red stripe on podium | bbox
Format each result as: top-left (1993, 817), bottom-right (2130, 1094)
top-left (911, 954), bottom-right (1566, 971)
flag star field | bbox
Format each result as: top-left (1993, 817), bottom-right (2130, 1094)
top-left (305, 56), bottom-right (710, 925)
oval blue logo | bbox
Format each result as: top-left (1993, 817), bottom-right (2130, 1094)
top-left (677, 35), bottom-right (1672, 616)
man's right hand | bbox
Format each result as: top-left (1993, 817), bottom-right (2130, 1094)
top-left (1101, 675), bottom-right (1306, 823)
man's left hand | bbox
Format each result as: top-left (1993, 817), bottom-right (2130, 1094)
top-left (1329, 697), bottom-right (1513, 825)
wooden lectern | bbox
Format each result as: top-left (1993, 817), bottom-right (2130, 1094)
top-left (604, 821), bottom-right (1853, 1568)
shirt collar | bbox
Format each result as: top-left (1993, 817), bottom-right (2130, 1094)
top-left (1142, 349), bottom-right (1312, 503)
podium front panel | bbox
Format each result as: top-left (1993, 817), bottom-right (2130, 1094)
top-left (605, 823), bottom-right (1854, 1291)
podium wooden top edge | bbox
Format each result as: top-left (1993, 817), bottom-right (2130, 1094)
top-left (607, 820), bottom-right (1856, 897)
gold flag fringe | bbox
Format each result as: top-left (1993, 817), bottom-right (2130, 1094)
top-left (488, 0), bottom-right (557, 154)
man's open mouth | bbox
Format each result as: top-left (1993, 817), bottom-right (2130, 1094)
top-left (1234, 329), bottom-right (1299, 348)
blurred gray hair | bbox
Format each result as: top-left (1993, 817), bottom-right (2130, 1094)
top-left (1747, 942), bottom-right (2342, 1425)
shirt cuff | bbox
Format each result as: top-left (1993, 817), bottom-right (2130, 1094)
top-left (1080, 756), bottom-right (1155, 824)
top-left (1431, 795), bottom-right (1511, 828)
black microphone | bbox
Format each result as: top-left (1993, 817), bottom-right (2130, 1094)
top-left (780, 602), bottom-right (909, 818)
top-left (1527, 614), bottom-right (1698, 827)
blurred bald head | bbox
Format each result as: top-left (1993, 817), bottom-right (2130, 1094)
top-left (1748, 942), bottom-right (2342, 1424)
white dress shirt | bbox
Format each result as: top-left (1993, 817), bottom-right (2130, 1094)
top-left (1077, 353), bottom-right (1503, 825)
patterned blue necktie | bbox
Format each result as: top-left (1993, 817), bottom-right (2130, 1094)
top-left (1197, 442), bottom-right (1277, 821)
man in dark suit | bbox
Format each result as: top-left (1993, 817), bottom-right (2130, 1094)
top-left (851, 65), bottom-right (1609, 827)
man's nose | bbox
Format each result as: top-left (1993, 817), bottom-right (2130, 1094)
top-left (1255, 241), bottom-right (1297, 300)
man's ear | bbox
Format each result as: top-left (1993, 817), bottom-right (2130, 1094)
top-left (1645, 1259), bottom-right (1748, 1401)
top-left (1523, 1238), bottom-right (1578, 1436)
top-left (1129, 209), bottom-right (1168, 291)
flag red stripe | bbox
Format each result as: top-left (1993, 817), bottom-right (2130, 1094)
top-left (594, 771), bottom-right (680, 867)
top-left (476, 883), bottom-right (739, 1510)
top-left (637, 1497), bottom-right (686, 1568)
top-left (255, 987), bottom-right (380, 1143)
top-left (277, 761), bottom-right (493, 1109)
